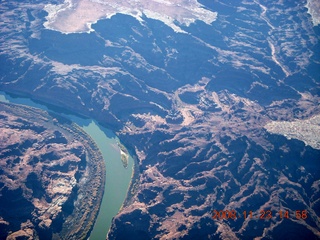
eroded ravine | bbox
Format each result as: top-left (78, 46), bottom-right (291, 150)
top-left (0, 91), bottom-right (134, 239)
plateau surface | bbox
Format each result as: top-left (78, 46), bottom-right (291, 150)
top-left (0, 0), bottom-right (319, 239)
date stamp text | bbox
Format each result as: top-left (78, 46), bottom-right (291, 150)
top-left (212, 210), bottom-right (308, 220)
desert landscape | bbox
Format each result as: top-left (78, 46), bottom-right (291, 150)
top-left (0, 102), bottom-right (105, 239)
top-left (0, 0), bottom-right (319, 239)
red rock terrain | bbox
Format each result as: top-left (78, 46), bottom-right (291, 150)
top-left (0, 102), bottom-right (105, 239)
top-left (0, 0), bottom-right (320, 239)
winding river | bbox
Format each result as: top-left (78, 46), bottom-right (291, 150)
top-left (0, 91), bottom-right (134, 239)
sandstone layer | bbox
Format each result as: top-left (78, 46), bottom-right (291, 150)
top-left (0, 0), bottom-right (320, 239)
top-left (0, 102), bottom-right (105, 239)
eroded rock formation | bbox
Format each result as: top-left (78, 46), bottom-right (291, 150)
top-left (0, 102), bottom-right (105, 239)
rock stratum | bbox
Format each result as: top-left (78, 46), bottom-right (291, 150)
top-left (0, 0), bottom-right (320, 239)
top-left (0, 102), bottom-right (105, 239)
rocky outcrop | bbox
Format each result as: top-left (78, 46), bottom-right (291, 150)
top-left (0, 102), bottom-right (105, 239)
top-left (0, 0), bottom-right (320, 239)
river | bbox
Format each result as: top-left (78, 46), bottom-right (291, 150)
top-left (0, 91), bottom-right (134, 240)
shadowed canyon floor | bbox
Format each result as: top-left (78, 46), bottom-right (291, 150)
top-left (0, 0), bottom-right (320, 239)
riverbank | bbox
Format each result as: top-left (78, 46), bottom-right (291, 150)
top-left (0, 101), bottom-right (105, 239)
top-left (0, 90), bottom-right (138, 239)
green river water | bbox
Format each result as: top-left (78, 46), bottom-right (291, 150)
top-left (0, 91), bottom-right (134, 240)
